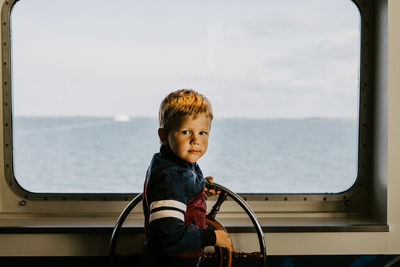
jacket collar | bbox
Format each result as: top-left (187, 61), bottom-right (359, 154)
top-left (160, 144), bottom-right (197, 170)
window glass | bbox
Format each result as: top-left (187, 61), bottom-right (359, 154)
top-left (10, 0), bottom-right (360, 193)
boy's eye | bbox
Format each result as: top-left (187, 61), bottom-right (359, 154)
top-left (199, 131), bottom-right (208, 136)
top-left (181, 130), bottom-right (190, 135)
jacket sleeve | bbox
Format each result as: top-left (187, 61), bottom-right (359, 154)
top-left (146, 167), bottom-right (216, 254)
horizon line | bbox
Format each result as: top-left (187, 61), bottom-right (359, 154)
top-left (13, 114), bottom-right (358, 120)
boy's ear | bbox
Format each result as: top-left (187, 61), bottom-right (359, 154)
top-left (158, 128), bottom-right (168, 145)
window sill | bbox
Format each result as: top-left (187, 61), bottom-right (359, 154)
top-left (0, 215), bottom-right (389, 233)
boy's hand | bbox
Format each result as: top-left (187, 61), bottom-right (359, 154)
top-left (214, 230), bottom-right (234, 252)
top-left (204, 176), bottom-right (221, 199)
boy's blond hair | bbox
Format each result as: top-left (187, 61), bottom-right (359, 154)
top-left (159, 89), bottom-right (213, 134)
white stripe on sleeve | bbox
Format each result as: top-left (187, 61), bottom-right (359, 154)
top-left (149, 210), bottom-right (185, 222)
top-left (149, 199), bottom-right (187, 222)
top-left (150, 200), bottom-right (186, 211)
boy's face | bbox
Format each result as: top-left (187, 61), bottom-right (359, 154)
top-left (160, 114), bottom-right (210, 163)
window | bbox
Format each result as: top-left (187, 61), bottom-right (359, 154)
top-left (8, 0), bottom-right (360, 194)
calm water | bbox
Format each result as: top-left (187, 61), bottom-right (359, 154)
top-left (13, 117), bottom-right (358, 193)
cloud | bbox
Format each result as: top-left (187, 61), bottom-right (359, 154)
top-left (11, 0), bottom-right (361, 119)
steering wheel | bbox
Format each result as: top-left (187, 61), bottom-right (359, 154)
top-left (109, 182), bottom-right (267, 267)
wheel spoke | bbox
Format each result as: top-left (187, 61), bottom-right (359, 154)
top-left (207, 191), bottom-right (228, 220)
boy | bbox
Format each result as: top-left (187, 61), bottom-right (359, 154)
top-left (142, 89), bottom-right (233, 267)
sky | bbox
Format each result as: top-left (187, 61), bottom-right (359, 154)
top-left (10, 0), bottom-right (361, 119)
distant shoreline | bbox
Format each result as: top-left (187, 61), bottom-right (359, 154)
top-left (13, 115), bottom-right (358, 121)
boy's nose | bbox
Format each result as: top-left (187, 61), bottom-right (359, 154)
top-left (190, 135), bottom-right (199, 144)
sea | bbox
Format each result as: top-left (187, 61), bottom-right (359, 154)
top-left (12, 117), bottom-right (358, 194)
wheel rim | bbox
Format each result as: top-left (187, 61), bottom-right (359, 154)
top-left (109, 183), bottom-right (267, 267)
top-left (206, 182), bottom-right (267, 267)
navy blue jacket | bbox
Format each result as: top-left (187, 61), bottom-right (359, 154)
top-left (143, 145), bottom-right (216, 259)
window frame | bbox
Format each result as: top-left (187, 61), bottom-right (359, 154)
top-left (0, 0), bottom-right (385, 225)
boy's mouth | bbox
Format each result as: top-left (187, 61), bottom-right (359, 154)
top-left (188, 150), bottom-right (201, 153)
